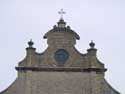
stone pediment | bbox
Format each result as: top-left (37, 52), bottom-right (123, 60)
top-left (0, 18), bottom-right (120, 94)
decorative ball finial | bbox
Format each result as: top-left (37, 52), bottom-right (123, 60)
top-left (67, 26), bottom-right (71, 30)
top-left (28, 39), bottom-right (34, 47)
top-left (89, 40), bottom-right (95, 48)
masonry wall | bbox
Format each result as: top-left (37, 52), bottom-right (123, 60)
top-left (1, 70), bottom-right (120, 94)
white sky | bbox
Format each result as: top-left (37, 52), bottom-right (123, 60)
top-left (0, 0), bottom-right (125, 93)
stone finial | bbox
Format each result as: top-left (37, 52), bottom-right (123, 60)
top-left (53, 25), bottom-right (57, 29)
top-left (67, 26), bottom-right (71, 30)
top-left (89, 40), bottom-right (95, 49)
top-left (26, 39), bottom-right (36, 56)
top-left (28, 39), bottom-right (34, 47)
top-left (87, 40), bottom-right (97, 55)
top-left (57, 18), bottom-right (66, 28)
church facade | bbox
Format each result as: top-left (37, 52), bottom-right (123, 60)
top-left (0, 18), bottom-right (120, 94)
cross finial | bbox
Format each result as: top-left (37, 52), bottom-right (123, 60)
top-left (58, 9), bottom-right (66, 19)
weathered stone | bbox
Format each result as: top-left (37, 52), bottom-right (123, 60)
top-left (0, 18), bottom-right (120, 94)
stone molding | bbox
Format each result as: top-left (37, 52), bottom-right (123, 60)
top-left (16, 67), bottom-right (107, 73)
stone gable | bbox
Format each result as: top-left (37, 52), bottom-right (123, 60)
top-left (0, 18), bottom-right (120, 94)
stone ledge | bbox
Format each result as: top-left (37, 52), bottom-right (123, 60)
top-left (15, 67), bottom-right (107, 73)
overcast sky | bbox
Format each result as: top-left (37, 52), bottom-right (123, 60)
top-left (0, 0), bottom-right (125, 93)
